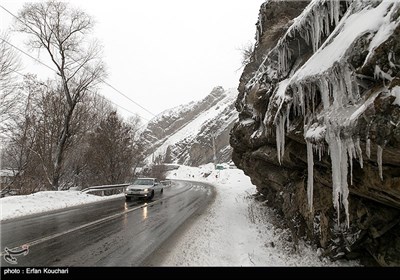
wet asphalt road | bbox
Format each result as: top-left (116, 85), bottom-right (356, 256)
top-left (0, 180), bottom-right (214, 267)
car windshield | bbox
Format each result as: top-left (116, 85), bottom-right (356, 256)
top-left (133, 179), bottom-right (154, 185)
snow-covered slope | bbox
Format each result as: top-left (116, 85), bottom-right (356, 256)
top-left (141, 87), bottom-right (238, 166)
top-left (231, 0), bottom-right (400, 266)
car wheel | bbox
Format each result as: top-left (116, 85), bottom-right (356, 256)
top-left (125, 196), bottom-right (131, 202)
top-left (148, 190), bottom-right (154, 200)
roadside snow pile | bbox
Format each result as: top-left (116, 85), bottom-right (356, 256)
top-left (164, 164), bottom-right (360, 266)
top-left (167, 163), bottom-right (225, 181)
top-left (0, 191), bottom-right (123, 221)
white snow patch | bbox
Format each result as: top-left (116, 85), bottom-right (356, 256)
top-left (349, 92), bottom-right (380, 122)
top-left (374, 65), bottom-right (393, 82)
top-left (292, 0), bottom-right (399, 81)
top-left (274, 79), bottom-right (291, 104)
top-left (365, 4), bottom-right (400, 65)
top-left (241, 118), bottom-right (256, 126)
top-left (390, 86), bottom-right (400, 106)
top-left (305, 124), bottom-right (326, 142)
top-left (0, 191), bottom-right (123, 221)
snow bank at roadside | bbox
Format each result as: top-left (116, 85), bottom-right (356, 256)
top-left (164, 164), bottom-right (360, 266)
top-left (0, 191), bottom-right (123, 221)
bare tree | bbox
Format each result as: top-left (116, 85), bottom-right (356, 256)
top-left (0, 32), bottom-right (21, 134)
top-left (150, 164), bottom-right (167, 181)
top-left (62, 93), bottom-right (115, 189)
top-left (15, 0), bottom-right (107, 189)
top-left (83, 111), bottom-right (136, 186)
top-left (126, 114), bottom-right (142, 141)
top-left (126, 115), bottom-right (144, 178)
top-left (3, 78), bottom-right (119, 193)
top-left (238, 42), bottom-right (254, 67)
top-left (2, 75), bottom-right (45, 194)
top-left (0, 32), bottom-right (20, 84)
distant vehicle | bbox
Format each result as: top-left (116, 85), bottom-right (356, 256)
top-left (215, 164), bottom-right (225, 170)
top-left (125, 178), bottom-right (163, 201)
top-left (161, 180), bottom-right (172, 187)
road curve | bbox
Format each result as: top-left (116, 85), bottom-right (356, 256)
top-left (0, 180), bottom-right (214, 267)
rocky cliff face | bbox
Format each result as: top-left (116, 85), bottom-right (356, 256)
top-left (230, 0), bottom-right (400, 266)
top-left (142, 86), bottom-right (238, 166)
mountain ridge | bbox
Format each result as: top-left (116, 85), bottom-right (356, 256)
top-left (141, 86), bottom-right (238, 166)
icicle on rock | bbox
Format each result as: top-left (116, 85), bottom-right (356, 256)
top-left (275, 114), bottom-right (286, 165)
top-left (366, 138), bottom-right (371, 159)
top-left (346, 138), bottom-right (355, 186)
top-left (355, 138), bottom-right (363, 169)
top-left (306, 141), bottom-right (314, 212)
top-left (377, 145), bottom-right (383, 181)
top-left (329, 0), bottom-right (340, 27)
top-left (325, 127), bottom-right (350, 228)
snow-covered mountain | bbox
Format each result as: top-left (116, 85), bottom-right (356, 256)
top-left (141, 86), bottom-right (238, 166)
top-left (230, 0), bottom-right (400, 266)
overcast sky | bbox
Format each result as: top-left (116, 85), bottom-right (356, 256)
top-left (1, 0), bottom-right (265, 122)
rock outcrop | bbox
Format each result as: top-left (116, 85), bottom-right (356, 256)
top-left (142, 87), bottom-right (238, 166)
top-left (230, 0), bottom-right (400, 266)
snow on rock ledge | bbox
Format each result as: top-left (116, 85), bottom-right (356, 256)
top-left (231, 0), bottom-right (400, 266)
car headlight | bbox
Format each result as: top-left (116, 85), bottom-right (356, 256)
top-left (143, 189), bottom-right (148, 192)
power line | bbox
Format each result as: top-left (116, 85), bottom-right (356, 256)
top-left (95, 94), bottom-right (150, 122)
top-left (101, 81), bottom-right (156, 117)
top-left (0, 4), bottom-right (157, 118)
top-left (0, 38), bottom-right (57, 73)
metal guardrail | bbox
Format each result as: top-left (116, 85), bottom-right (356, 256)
top-left (0, 187), bottom-right (19, 198)
top-left (81, 183), bottom-right (130, 196)
top-left (1, 181), bottom-right (172, 198)
top-left (0, 188), bottom-right (8, 197)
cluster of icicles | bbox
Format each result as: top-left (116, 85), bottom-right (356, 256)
top-left (248, 0), bottom-right (389, 228)
top-left (272, 63), bottom-right (377, 228)
top-left (251, 0), bottom-right (342, 84)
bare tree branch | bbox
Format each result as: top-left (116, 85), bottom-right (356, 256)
top-left (0, 32), bottom-right (21, 134)
top-left (15, 0), bottom-right (107, 189)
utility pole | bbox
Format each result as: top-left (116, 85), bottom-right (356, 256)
top-left (212, 134), bottom-right (217, 169)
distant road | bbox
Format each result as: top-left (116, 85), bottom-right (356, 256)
top-left (0, 180), bottom-right (214, 266)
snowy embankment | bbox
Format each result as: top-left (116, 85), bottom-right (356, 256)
top-left (0, 191), bottom-right (123, 221)
top-left (164, 164), bottom-right (360, 266)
